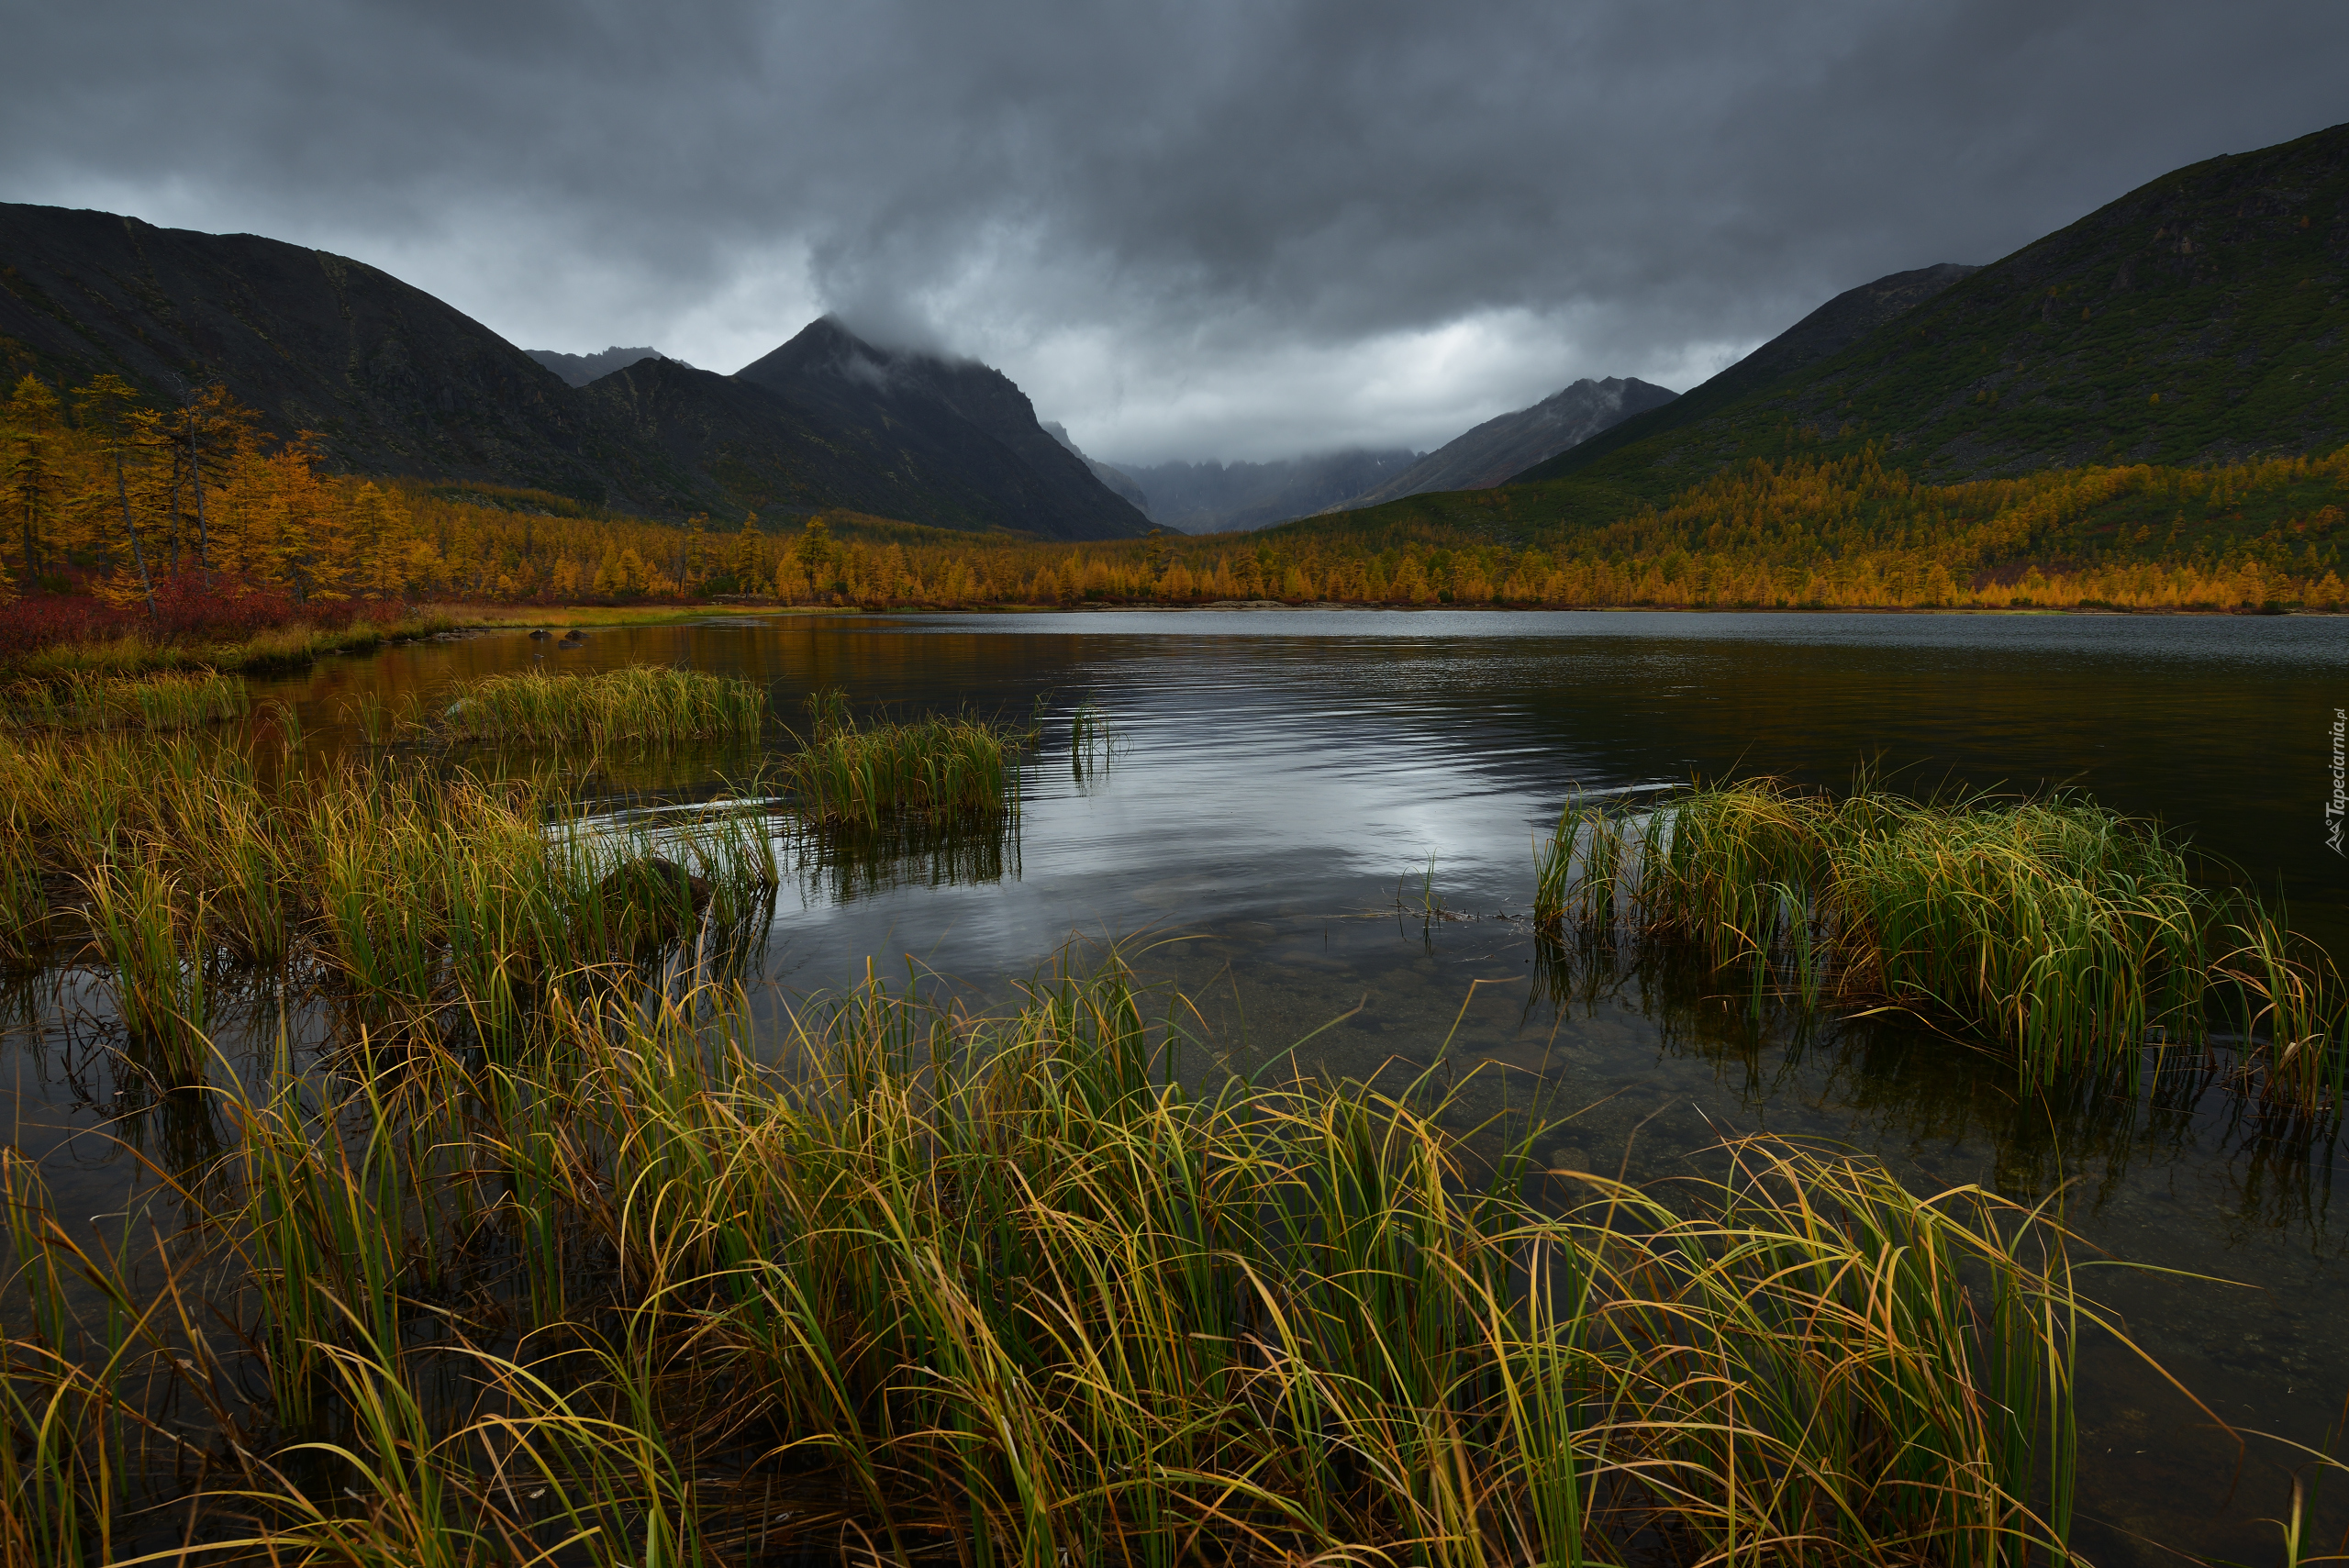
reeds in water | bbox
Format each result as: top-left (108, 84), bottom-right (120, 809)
top-left (80, 851), bottom-right (210, 1084)
top-left (301, 761), bottom-right (779, 1043)
top-left (1533, 796), bottom-right (1630, 933)
top-left (0, 836), bottom-right (42, 964)
top-left (2, 669), bottom-right (250, 731)
top-left (437, 664), bottom-right (765, 747)
top-left (1548, 777), bottom-right (2349, 1107)
top-left (0, 955), bottom-right (2125, 1564)
top-left (784, 686), bottom-right (1023, 828)
top-left (789, 810), bottom-right (1020, 902)
top-left (0, 723), bottom-right (781, 1066)
top-left (2210, 896), bottom-right (2349, 1107)
top-left (1067, 694), bottom-right (1120, 782)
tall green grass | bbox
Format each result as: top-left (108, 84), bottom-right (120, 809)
top-left (1533, 796), bottom-right (1629, 934)
top-left (784, 686), bottom-right (1024, 828)
top-left (437, 664), bottom-right (764, 747)
top-left (80, 851), bottom-right (210, 1084)
top-left (0, 840), bottom-right (42, 966)
top-left (1545, 778), bottom-right (2349, 1107)
top-left (0, 955), bottom-right (2129, 1564)
top-left (0, 725), bottom-right (781, 1066)
top-left (2, 670), bottom-right (250, 732)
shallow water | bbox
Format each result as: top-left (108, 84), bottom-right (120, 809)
top-left (13, 606), bottom-right (2349, 1562)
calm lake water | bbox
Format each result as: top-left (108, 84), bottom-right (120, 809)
top-left (11, 606), bottom-right (2349, 1562)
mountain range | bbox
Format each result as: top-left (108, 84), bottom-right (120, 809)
top-left (0, 196), bottom-right (1717, 542)
top-left (1040, 424), bottom-right (1152, 511)
top-left (1235, 118), bottom-right (2349, 563)
top-left (1509, 122), bottom-right (2349, 496)
top-left (1340, 376), bottom-right (1678, 510)
top-left (5, 117), bottom-right (2343, 555)
top-left (1139, 450), bottom-right (1426, 534)
top-left (1043, 385), bottom-right (1675, 535)
top-left (0, 206), bottom-right (1147, 539)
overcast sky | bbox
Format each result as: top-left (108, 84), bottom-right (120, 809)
top-left (5, 2), bottom-right (2343, 464)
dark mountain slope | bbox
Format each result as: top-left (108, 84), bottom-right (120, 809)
top-left (1512, 264), bottom-right (1976, 484)
top-left (0, 203), bottom-right (648, 504)
top-left (1519, 120), bottom-right (2349, 497)
top-left (585, 357), bottom-right (1078, 535)
top-left (1350, 376), bottom-right (1678, 506)
top-left (736, 318), bottom-right (1149, 539)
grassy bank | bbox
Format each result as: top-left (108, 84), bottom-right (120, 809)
top-left (1538, 780), bottom-right (2347, 1106)
top-left (0, 603), bottom-right (791, 685)
top-left (409, 601), bottom-right (795, 630)
top-left (0, 608), bottom-right (479, 684)
top-left (0, 950), bottom-right (2130, 1565)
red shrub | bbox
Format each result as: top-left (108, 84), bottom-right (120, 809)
top-left (0, 594), bottom-right (135, 658)
top-left (0, 572), bottom-right (387, 660)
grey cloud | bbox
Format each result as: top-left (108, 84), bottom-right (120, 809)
top-left (4, 1), bottom-right (2344, 461)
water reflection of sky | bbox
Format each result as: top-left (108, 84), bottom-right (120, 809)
top-left (244, 606), bottom-right (2349, 973)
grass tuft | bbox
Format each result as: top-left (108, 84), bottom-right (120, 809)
top-left (3, 669), bottom-right (250, 731)
top-left (1545, 778), bottom-right (2349, 1106)
top-left (437, 664), bottom-right (765, 748)
top-left (783, 686), bottom-right (1026, 828)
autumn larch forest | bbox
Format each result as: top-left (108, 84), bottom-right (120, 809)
top-left (7, 361), bottom-right (2349, 658)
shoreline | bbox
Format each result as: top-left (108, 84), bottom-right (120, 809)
top-left (4, 595), bottom-right (2331, 684)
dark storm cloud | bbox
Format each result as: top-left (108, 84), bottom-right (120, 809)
top-left (5, 1), bottom-right (2345, 460)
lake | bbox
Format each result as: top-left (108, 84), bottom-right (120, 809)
top-left (11, 606), bottom-right (2348, 1562)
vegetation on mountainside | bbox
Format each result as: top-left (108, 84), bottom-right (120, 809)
top-left (1521, 121), bottom-right (2349, 497)
top-left (1243, 439), bottom-right (2349, 608)
top-left (6, 360), bottom-right (2349, 622)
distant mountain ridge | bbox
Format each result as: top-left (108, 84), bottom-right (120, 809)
top-left (1041, 423), bottom-right (1152, 511)
top-left (529, 345), bottom-right (670, 386)
top-left (1118, 450), bottom-right (1422, 534)
top-left (1346, 376), bottom-right (1677, 507)
top-left (0, 206), bottom-right (1147, 539)
top-left (0, 203), bottom-right (643, 502)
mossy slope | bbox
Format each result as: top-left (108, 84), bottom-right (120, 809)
top-left (1522, 120), bottom-right (2349, 497)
